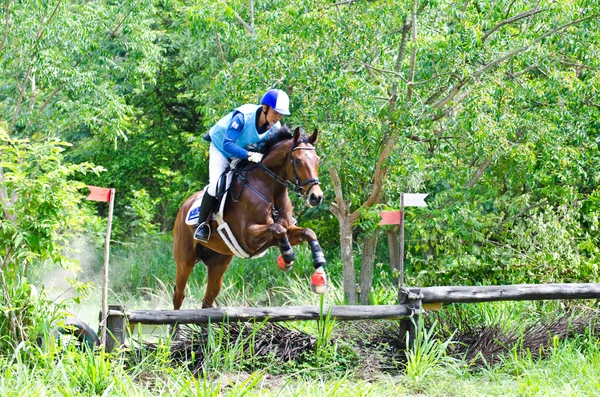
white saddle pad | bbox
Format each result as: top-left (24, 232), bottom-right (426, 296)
top-left (185, 169), bottom-right (266, 259)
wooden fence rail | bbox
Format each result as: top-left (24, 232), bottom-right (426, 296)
top-left (126, 304), bottom-right (414, 325)
top-left (103, 282), bottom-right (600, 351)
top-left (412, 283), bottom-right (600, 304)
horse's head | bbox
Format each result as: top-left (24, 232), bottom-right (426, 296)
top-left (260, 126), bottom-right (324, 207)
top-left (288, 127), bottom-right (323, 207)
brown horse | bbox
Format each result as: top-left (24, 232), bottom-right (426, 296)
top-left (173, 126), bottom-right (326, 309)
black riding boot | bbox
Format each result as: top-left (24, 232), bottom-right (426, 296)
top-left (193, 193), bottom-right (217, 242)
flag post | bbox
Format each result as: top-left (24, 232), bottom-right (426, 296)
top-left (378, 193), bottom-right (428, 298)
top-left (399, 193), bottom-right (405, 289)
top-left (86, 186), bottom-right (115, 350)
top-left (100, 188), bottom-right (115, 348)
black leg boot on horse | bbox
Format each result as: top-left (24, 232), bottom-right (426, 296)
top-left (193, 193), bottom-right (217, 242)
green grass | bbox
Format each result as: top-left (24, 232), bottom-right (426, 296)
top-left (5, 234), bottom-right (600, 396)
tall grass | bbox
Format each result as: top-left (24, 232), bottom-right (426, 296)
top-left (102, 233), bottom-right (345, 310)
top-left (6, 234), bottom-right (600, 396)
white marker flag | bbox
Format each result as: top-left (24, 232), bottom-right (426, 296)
top-left (402, 193), bottom-right (428, 207)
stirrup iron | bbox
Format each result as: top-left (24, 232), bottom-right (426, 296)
top-left (194, 222), bottom-right (211, 242)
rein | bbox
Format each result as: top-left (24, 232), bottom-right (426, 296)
top-left (231, 142), bottom-right (320, 220)
top-left (258, 145), bottom-right (320, 195)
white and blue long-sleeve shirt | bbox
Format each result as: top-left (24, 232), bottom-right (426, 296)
top-left (209, 104), bottom-right (281, 159)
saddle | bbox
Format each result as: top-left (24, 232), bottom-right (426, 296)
top-left (184, 162), bottom-right (268, 259)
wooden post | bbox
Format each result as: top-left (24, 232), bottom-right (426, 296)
top-left (102, 304), bottom-right (126, 353)
top-left (398, 287), bottom-right (421, 349)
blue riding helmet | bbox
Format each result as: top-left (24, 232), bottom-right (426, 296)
top-left (261, 89), bottom-right (291, 116)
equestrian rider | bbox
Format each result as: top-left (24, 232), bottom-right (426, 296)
top-left (194, 89), bottom-right (291, 242)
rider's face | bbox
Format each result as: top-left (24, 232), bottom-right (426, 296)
top-left (263, 105), bottom-right (284, 127)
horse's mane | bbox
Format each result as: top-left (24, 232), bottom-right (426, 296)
top-left (250, 125), bottom-right (311, 154)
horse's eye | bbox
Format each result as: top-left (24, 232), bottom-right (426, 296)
top-left (294, 158), bottom-right (302, 166)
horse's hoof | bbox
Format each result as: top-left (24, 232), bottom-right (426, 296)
top-left (277, 255), bottom-right (293, 272)
top-left (310, 267), bottom-right (327, 294)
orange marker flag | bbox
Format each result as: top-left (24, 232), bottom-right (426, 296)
top-left (378, 210), bottom-right (403, 225)
top-left (86, 186), bottom-right (112, 202)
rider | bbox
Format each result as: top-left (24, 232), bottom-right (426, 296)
top-left (194, 88), bottom-right (291, 242)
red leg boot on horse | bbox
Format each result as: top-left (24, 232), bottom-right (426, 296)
top-left (276, 236), bottom-right (295, 272)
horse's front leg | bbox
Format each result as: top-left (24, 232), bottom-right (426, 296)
top-left (286, 225), bottom-right (327, 294)
top-left (247, 223), bottom-right (295, 271)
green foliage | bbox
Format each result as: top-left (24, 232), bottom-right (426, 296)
top-left (0, 126), bottom-right (99, 275)
top-left (0, 124), bottom-right (99, 350)
top-left (404, 317), bottom-right (459, 382)
top-left (0, 0), bottom-right (162, 140)
top-left (0, 276), bottom-right (66, 354)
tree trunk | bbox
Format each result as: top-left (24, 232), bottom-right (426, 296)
top-left (359, 232), bottom-right (379, 305)
top-left (329, 166), bottom-right (359, 304)
top-left (338, 215), bottom-right (357, 304)
top-left (387, 226), bottom-right (401, 273)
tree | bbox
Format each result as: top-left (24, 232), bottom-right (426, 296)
top-left (0, 0), bottom-right (161, 139)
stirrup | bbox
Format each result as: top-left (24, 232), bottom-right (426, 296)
top-left (194, 222), bottom-right (211, 242)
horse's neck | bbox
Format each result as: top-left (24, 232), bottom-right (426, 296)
top-left (257, 143), bottom-right (291, 194)
top-left (262, 143), bottom-right (291, 178)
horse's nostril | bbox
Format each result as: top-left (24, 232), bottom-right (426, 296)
top-left (309, 193), bottom-right (323, 206)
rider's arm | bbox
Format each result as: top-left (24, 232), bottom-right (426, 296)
top-left (222, 112), bottom-right (249, 159)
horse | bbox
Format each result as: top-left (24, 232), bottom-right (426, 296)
top-left (172, 126), bottom-right (327, 309)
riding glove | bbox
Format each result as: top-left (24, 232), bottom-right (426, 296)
top-left (247, 152), bottom-right (264, 163)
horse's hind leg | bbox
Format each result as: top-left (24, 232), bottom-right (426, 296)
top-left (173, 256), bottom-right (196, 311)
top-left (173, 221), bottom-right (198, 310)
top-left (201, 251), bottom-right (233, 308)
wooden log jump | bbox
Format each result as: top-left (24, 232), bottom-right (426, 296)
top-left (126, 304), bottom-right (414, 325)
top-left (412, 282), bottom-right (600, 304)
top-left (103, 282), bottom-right (600, 351)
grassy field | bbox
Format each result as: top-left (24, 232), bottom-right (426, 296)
top-left (3, 235), bottom-right (600, 396)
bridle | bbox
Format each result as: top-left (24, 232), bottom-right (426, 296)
top-left (257, 143), bottom-right (320, 196)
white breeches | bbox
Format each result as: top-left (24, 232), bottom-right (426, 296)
top-left (207, 143), bottom-right (229, 196)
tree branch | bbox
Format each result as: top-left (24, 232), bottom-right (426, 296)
top-left (233, 9), bottom-right (254, 35)
top-left (351, 132), bottom-right (399, 223)
top-left (482, 8), bottom-right (544, 43)
top-left (485, 199), bottom-right (547, 230)
top-left (9, 0), bottom-right (62, 134)
top-left (478, 14), bottom-right (596, 76)
top-left (432, 81), bottom-right (464, 108)
top-left (0, 0), bottom-right (13, 54)
top-left (110, 14), bottom-right (127, 38)
top-left (406, 0), bottom-right (417, 101)
top-left (431, 14), bottom-right (595, 111)
top-left (216, 32), bottom-right (237, 78)
top-left (465, 155), bottom-right (493, 188)
top-left (388, 16), bottom-right (410, 112)
top-left (328, 166), bottom-right (348, 219)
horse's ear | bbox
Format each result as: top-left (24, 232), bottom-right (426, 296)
top-left (293, 127), bottom-right (301, 142)
top-left (309, 129), bottom-right (318, 145)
